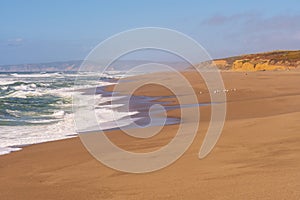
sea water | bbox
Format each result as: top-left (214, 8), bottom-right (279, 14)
top-left (0, 71), bottom-right (138, 155)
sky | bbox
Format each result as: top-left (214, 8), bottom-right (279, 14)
top-left (1, 0), bottom-right (300, 65)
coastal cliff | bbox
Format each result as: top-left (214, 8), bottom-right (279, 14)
top-left (211, 50), bottom-right (300, 71)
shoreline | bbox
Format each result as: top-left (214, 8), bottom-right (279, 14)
top-left (1, 71), bottom-right (300, 199)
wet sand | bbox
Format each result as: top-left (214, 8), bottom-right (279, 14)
top-left (1, 71), bottom-right (300, 199)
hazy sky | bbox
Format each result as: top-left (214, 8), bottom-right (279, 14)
top-left (1, 0), bottom-right (300, 65)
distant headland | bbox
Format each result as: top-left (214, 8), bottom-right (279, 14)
top-left (1, 50), bottom-right (300, 72)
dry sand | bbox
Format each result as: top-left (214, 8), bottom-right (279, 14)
top-left (1, 71), bottom-right (300, 199)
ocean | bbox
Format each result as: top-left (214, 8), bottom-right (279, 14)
top-left (0, 71), bottom-right (138, 155)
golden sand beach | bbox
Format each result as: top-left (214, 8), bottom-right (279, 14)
top-left (1, 71), bottom-right (300, 199)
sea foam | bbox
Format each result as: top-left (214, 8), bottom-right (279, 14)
top-left (0, 72), bottom-right (139, 155)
